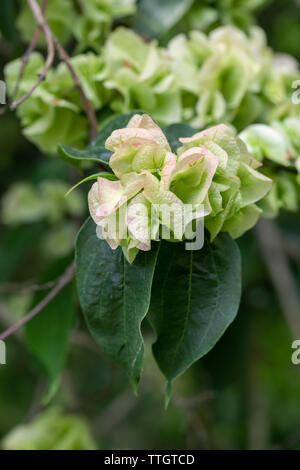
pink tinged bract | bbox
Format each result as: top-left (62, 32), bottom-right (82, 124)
top-left (97, 177), bottom-right (123, 218)
top-left (127, 114), bottom-right (170, 150)
top-left (126, 193), bottom-right (152, 249)
top-left (105, 114), bottom-right (170, 152)
top-left (88, 182), bottom-right (102, 225)
top-left (160, 152), bottom-right (177, 189)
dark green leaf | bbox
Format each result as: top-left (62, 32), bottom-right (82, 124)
top-left (58, 112), bottom-right (143, 170)
top-left (75, 217), bottom-right (159, 390)
top-left (163, 123), bottom-right (196, 153)
top-left (58, 144), bottom-right (111, 169)
top-left (149, 234), bottom-right (242, 384)
top-left (134, 0), bottom-right (194, 38)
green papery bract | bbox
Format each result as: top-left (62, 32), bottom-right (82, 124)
top-left (141, 171), bottom-right (192, 242)
top-left (180, 123), bottom-right (240, 157)
top-left (17, 0), bottom-right (136, 52)
top-left (54, 54), bottom-right (107, 111)
top-left (204, 177), bottom-right (240, 240)
top-left (198, 43), bottom-right (250, 110)
top-left (237, 162), bottom-right (275, 207)
top-left (169, 25), bottom-right (270, 126)
top-left (193, 90), bottom-right (226, 128)
top-left (274, 118), bottom-right (300, 159)
top-left (239, 124), bottom-right (291, 165)
top-left (24, 106), bottom-right (88, 155)
top-left (222, 204), bottom-right (263, 238)
top-left (239, 120), bottom-right (300, 217)
top-left (5, 53), bottom-right (54, 101)
top-left (106, 114), bottom-right (171, 178)
top-left (258, 172), bottom-right (299, 217)
top-left (101, 28), bottom-right (181, 125)
top-left (74, 0), bottom-right (137, 52)
top-left (168, 32), bottom-right (212, 95)
top-left (4, 52), bottom-right (107, 154)
top-left (17, 0), bottom-right (75, 47)
top-left (169, 147), bottom-right (218, 206)
top-left (276, 173), bottom-right (299, 212)
top-left (183, 0), bottom-right (269, 33)
top-left (264, 53), bottom-right (299, 105)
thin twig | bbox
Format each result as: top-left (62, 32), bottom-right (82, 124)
top-left (94, 389), bottom-right (138, 436)
top-left (9, 0), bottom-right (98, 140)
top-left (173, 390), bottom-right (215, 409)
top-left (282, 235), bottom-right (300, 263)
top-left (256, 219), bottom-right (300, 338)
top-left (55, 41), bottom-right (98, 140)
top-left (10, 0), bottom-right (55, 110)
top-left (0, 262), bottom-right (75, 341)
top-left (0, 279), bottom-right (56, 294)
top-left (11, 0), bottom-right (48, 101)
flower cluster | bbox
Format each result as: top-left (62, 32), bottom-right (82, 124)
top-left (88, 114), bottom-right (272, 262)
top-left (6, 24), bottom-right (300, 215)
top-left (17, 0), bottom-right (136, 52)
top-left (99, 28), bottom-right (180, 125)
top-left (240, 121), bottom-right (300, 217)
top-left (5, 52), bottom-right (108, 154)
top-left (6, 25), bottom-right (300, 148)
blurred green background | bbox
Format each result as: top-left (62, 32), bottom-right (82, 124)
top-left (0, 0), bottom-right (300, 450)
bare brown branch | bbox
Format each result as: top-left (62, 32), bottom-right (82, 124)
top-left (0, 279), bottom-right (56, 294)
top-left (55, 41), bottom-right (98, 140)
top-left (11, 0), bottom-right (48, 102)
top-left (10, 0), bottom-right (55, 110)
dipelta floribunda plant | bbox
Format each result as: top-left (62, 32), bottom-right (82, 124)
top-left (88, 114), bottom-right (271, 262)
top-left (3, 0), bottom-right (300, 398)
